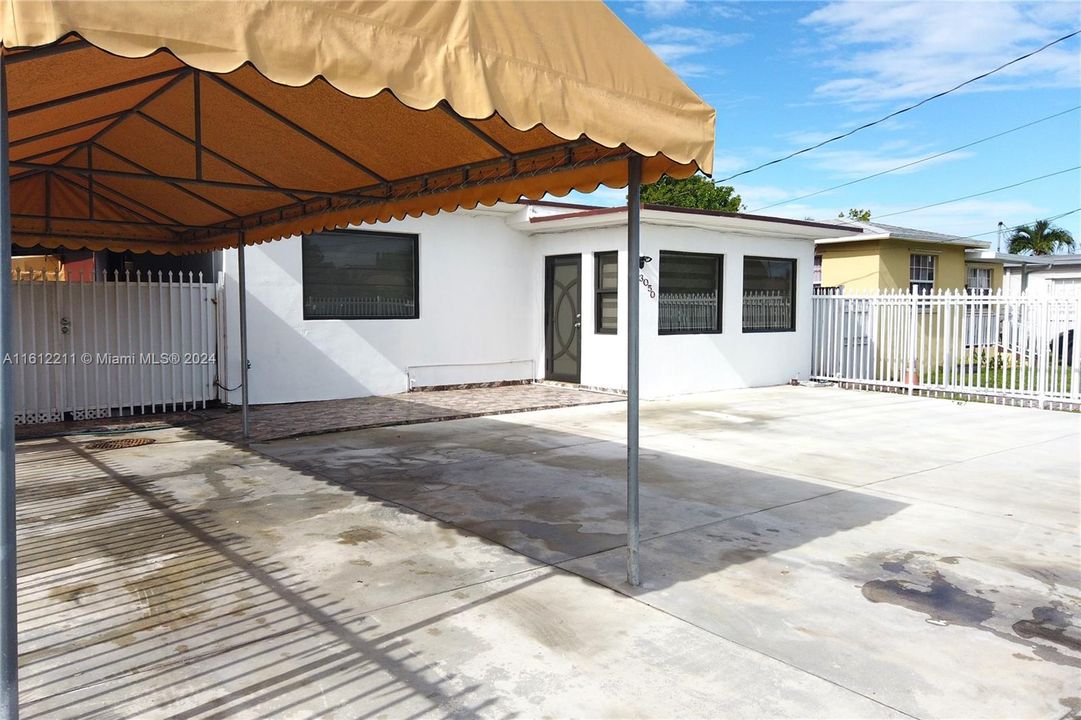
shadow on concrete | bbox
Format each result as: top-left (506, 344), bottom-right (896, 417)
top-left (15, 436), bottom-right (526, 719)
top-left (251, 415), bottom-right (910, 588)
top-left (17, 411), bottom-right (906, 717)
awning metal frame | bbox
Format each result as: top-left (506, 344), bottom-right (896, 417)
top-left (8, 39), bottom-right (636, 250)
top-left (0, 33), bottom-right (650, 719)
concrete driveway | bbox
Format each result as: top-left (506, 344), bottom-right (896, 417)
top-left (16, 386), bottom-right (1081, 719)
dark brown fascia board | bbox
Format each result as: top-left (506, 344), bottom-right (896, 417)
top-left (530, 203), bottom-right (855, 232)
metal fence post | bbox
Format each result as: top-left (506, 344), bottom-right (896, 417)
top-left (1036, 299), bottom-right (1049, 409)
top-left (0, 51), bottom-right (19, 720)
top-left (237, 234), bottom-right (250, 440)
top-left (907, 290), bottom-right (917, 395)
top-left (626, 155), bottom-right (642, 587)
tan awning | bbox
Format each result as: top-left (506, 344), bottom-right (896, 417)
top-left (0, 0), bottom-right (716, 254)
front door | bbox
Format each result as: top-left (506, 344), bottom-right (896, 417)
top-left (544, 255), bottom-right (582, 383)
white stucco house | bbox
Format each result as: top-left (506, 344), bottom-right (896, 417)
top-left (215, 202), bottom-right (853, 405)
top-left (994, 253), bottom-right (1081, 296)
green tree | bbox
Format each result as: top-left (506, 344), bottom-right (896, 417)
top-left (640, 175), bottom-right (742, 212)
top-left (838, 208), bottom-right (872, 222)
top-left (1007, 220), bottom-right (1075, 255)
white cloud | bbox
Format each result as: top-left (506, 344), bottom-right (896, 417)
top-left (643, 24), bottom-right (748, 75)
top-left (737, 183), bottom-right (822, 207)
top-left (799, 1), bottom-right (1081, 104)
top-left (767, 197), bottom-right (1049, 238)
top-left (557, 186), bottom-right (628, 207)
top-left (807, 146), bottom-right (974, 178)
top-left (712, 153), bottom-right (751, 175)
top-left (639, 0), bottom-right (690, 19)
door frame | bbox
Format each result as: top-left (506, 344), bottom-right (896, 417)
top-left (544, 253), bottom-right (582, 383)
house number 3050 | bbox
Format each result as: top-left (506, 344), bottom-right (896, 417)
top-left (639, 274), bottom-right (656, 299)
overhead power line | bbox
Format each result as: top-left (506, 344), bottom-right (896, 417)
top-left (964, 207), bottom-right (1081, 239)
top-left (874, 166), bottom-right (1081, 219)
top-left (750, 106), bottom-right (1080, 212)
top-left (714, 29), bottom-right (1081, 185)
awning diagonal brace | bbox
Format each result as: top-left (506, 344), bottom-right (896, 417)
top-left (133, 110), bottom-right (303, 204)
top-left (89, 144), bottom-right (241, 219)
top-left (206, 74), bottom-right (390, 186)
top-left (53, 71), bottom-right (193, 168)
top-left (51, 171), bottom-right (184, 228)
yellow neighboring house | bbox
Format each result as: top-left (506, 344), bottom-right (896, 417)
top-left (813, 220), bottom-right (1003, 293)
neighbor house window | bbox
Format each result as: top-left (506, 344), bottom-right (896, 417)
top-left (909, 254), bottom-right (936, 294)
top-left (966, 266), bottom-right (992, 295)
top-left (302, 230), bottom-right (419, 319)
top-left (813, 254), bottom-right (822, 288)
top-left (743, 257), bottom-right (796, 332)
top-left (658, 251), bottom-right (722, 334)
top-left (595, 251), bottom-right (618, 334)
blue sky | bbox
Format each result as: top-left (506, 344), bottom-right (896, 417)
top-left (570, 0), bottom-right (1081, 248)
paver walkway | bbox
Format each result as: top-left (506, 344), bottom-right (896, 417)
top-left (15, 383), bottom-right (620, 443)
top-left (199, 384), bottom-right (620, 443)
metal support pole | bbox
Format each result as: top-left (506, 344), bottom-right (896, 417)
top-left (626, 155), bottom-right (642, 587)
top-left (0, 52), bottom-right (19, 720)
top-left (237, 234), bottom-right (250, 441)
top-left (193, 71), bottom-right (202, 181)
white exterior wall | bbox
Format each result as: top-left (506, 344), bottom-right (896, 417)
top-left (220, 210), bottom-right (536, 405)
top-left (530, 222), bottom-right (815, 396)
top-left (219, 206), bottom-right (823, 405)
top-left (1003, 264), bottom-right (1081, 296)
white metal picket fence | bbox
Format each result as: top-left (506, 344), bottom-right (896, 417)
top-left (811, 289), bottom-right (1081, 410)
top-left (305, 295), bottom-right (416, 319)
top-left (744, 291), bottom-right (792, 331)
top-left (659, 292), bottom-right (718, 332)
top-left (9, 270), bottom-right (219, 424)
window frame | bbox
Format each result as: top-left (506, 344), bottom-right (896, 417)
top-left (301, 229), bottom-right (420, 321)
top-left (742, 255), bottom-right (797, 334)
top-left (909, 253), bottom-right (936, 295)
top-left (657, 250), bottom-right (724, 336)
top-left (594, 251), bottom-right (618, 335)
top-left (966, 266), bottom-right (992, 295)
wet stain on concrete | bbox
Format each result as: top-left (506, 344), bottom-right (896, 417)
top-left (338, 527), bottom-right (384, 545)
top-left (48, 581), bottom-right (97, 604)
top-left (18, 485), bottom-right (131, 525)
top-left (877, 550), bottom-right (931, 575)
top-left (718, 546), bottom-right (770, 565)
top-left (521, 496), bottom-right (588, 518)
top-left (1060, 697), bottom-right (1081, 719)
top-left (862, 571), bottom-right (995, 626)
top-left (124, 555), bottom-right (211, 630)
top-left (859, 550), bottom-right (1081, 670)
top-left (470, 519), bottom-right (623, 558)
top-left (204, 491), bottom-right (352, 528)
top-left (1013, 604), bottom-right (1081, 653)
top-left (504, 593), bottom-right (581, 652)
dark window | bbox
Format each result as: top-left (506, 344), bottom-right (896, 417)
top-left (302, 230), bottom-right (419, 320)
top-left (743, 256), bottom-right (796, 332)
top-left (658, 251), bottom-right (722, 334)
top-left (595, 251), bottom-right (618, 334)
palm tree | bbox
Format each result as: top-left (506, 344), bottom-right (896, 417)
top-left (1007, 220), bottom-right (1075, 255)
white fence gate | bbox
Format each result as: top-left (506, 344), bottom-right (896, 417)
top-left (811, 290), bottom-right (1081, 410)
top-left (9, 271), bottom-right (219, 424)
